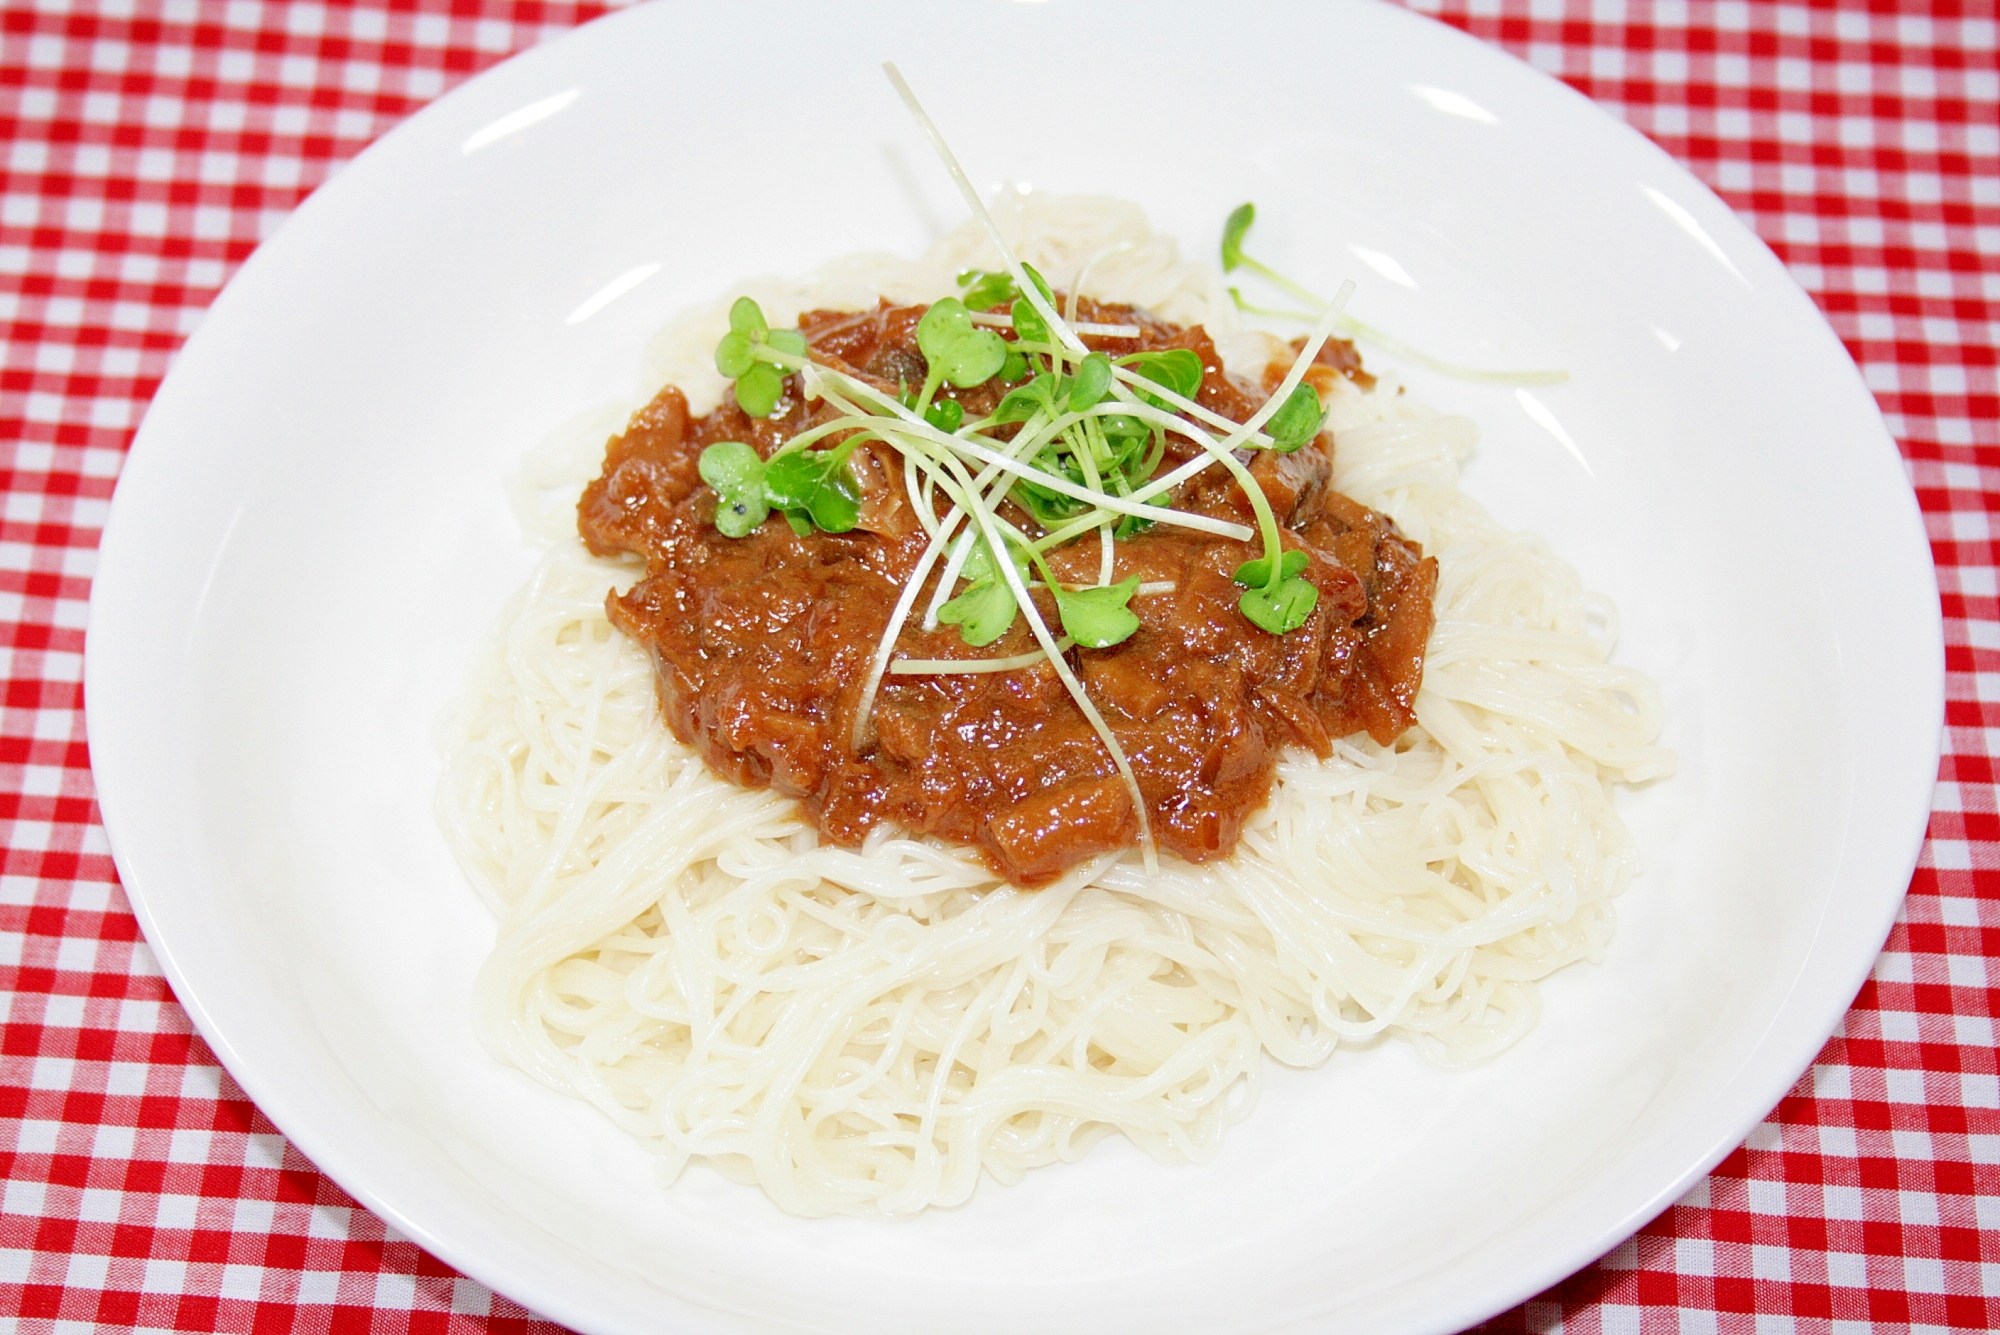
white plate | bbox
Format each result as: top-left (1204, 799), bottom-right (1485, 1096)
top-left (85, 1), bottom-right (1941, 1331)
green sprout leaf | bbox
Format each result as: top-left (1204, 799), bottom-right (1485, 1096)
top-left (1008, 262), bottom-right (1057, 347)
top-left (1266, 383), bottom-right (1326, 452)
top-left (957, 535), bottom-right (1005, 583)
top-left (1000, 349), bottom-right (1028, 382)
top-left (1233, 548), bottom-right (1317, 634)
top-left (699, 439), bottom-right (764, 492)
top-left (992, 360), bottom-right (1160, 526)
top-left (1221, 203), bottom-right (1256, 273)
top-left (993, 372), bottom-right (1063, 425)
top-left (1010, 294), bottom-right (1049, 348)
top-left (1055, 576), bottom-right (1142, 648)
top-left (1234, 547), bottom-right (1317, 634)
top-left (938, 537), bottom-right (1028, 647)
top-left (1119, 348), bottom-right (1204, 404)
top-left (1009, 438), bottom-right (1091, 524)
top-left (1010, 479), bottom-right (1086, 527)
top-left (1239, 575), bottom-right (1319, 634)
top-left (763, 449), bottom-right (859, 534)
top-left (714, 330), bottom-right (756, 379)
top-left (1099, 413), bottom-right (1149, 447)
top-left (698, 441), bottom-right (769, 538)
top-left (957, 269), bottom-right (1019, 311)
top-left (925, 397), bottom-right (964, 433)
top-left (1097, 414), bottom-right (1156, 482)
top-left (917, 298), bottom-right (1008, 389)
top-left (729, 296), bottom-right (769, 338)
top-left (938, 580), bottom-right (1017, 647)
top-left (1233, 547), bottom-right (1309, 589)
top-left (1068, 353), bottom-right (1113, 412)
top-left (715, 298), bottom-right (807, 418)
top-left (1222, 203), bottom-right (1569, 384)
top-left (735, 361), bottom-right (786, 418)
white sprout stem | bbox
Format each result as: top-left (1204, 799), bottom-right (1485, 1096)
top-left (765, 413), bottom-right (869, 457)
top-left (1067, 240), bottom-right (1136, 330)
top-left (1072, 415), bottom-right (1116, 585)
top-left (1207, 278), bottom-right (1357, 454)
top-left (813, 368), bottom-right (1022, 753)
top-left (1024, 293), bottom-right (1358, 550)
top-left (889, 639), bottom-right (1076, 675)
top-left (903, 448), bottom-right (939, 539)
top-left (934, 425), bottom-right (1252, 540)
top-left (811, 377), bottom-right (1009, 496)
top-left (953, 453), bottom-right (1156, 869)
top-left (1035, 451), bottom-right (1214, 549)
top-left (919, 425), bottom-right (1044, 629)
top-left (813, 386), bottom-right (1121, 734)
top-left (1026, 398), bottom-right (1268, 549)
top-left (807, 383), bottom-right (971, 526)
top-left (1091, 279), bottom-right (1351, 454)
top-left (836, 375), bottom-right (1156, 869)
top-left (807, 367), bottom-right (1253, 542)
top-left (973, 400), bottom-right (1071, 462)
top-left (1104, 364), bottom-right (1275, 444)
top-left (1238, 256), bottom-right (1325, 312)
top-left (882, 63), bottom-right (1087, 360)
top-left (1146, 405), bottom-right (1284, 566)
top-left (968, 311), bottom-right (1140, 338)
top-left (923, 527), bottom-right (978, 630)
top-left (795, 349), bottom-right (1272, 564)
top-left (961, 401), bottom-right (1224, 530)
top-left (923, 446), bottom-right (1029, 630)
top-left (847, 488), bottom-right (976, 752)
top-left (1070, 412), bottom-right (1108, 519)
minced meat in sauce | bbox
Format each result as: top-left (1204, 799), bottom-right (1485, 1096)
top-left (578, 297), bottom-right (1436, 887)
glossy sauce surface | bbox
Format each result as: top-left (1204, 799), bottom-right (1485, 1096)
top-left (579, 299), bottom-right (1435, 885)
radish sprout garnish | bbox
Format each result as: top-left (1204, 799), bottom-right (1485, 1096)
top-left (1221, 202), bottom-right (1568, 386)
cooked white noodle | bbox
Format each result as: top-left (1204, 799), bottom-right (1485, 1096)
top-left (437, 195), bottom-right (1672, 1217)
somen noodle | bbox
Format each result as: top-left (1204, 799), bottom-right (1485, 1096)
top-left (435, 193), bottom-right (1672, 1217)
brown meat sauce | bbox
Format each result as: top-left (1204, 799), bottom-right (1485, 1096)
top-left (579, 298), bottom-right (1436, 886)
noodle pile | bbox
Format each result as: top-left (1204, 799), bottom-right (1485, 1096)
top-left (435, 195), bottom-right (1673, 1217)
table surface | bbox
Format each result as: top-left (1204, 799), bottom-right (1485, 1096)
top-left (2, 1), bottom-right (1994, 1331)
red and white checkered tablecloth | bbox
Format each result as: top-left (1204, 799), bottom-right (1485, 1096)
top-left (0, 1), bottom-right (1992, 1330)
